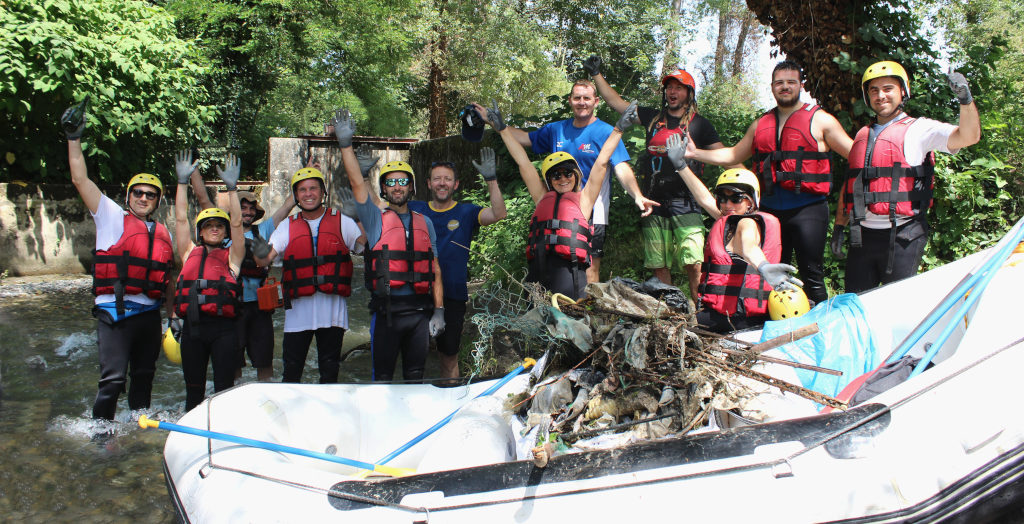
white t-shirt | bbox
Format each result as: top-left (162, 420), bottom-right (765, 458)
top-left (862, 117), bottom-right (957, 229)
top-left (269, 208), bottom-right (361, 332)
top-left (92, 194), bottom-right (162, 306)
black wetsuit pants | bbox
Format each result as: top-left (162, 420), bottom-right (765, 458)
top-left (281, 327), bottom-right (345, 383)
top-left (845, 218), bottom-right (929, 294)
top-left (92, 308), bottom-right (161, 420)
top-left (370, 309), bottom-right (429, 382)
top-left (181, 317), bottom-right (238, 412)
top-left (696, 308), bottom-right (768, 334)
top-left (762, 201), bottom-right (829, 304)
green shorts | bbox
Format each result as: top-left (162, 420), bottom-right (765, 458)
top-left (641, 213), bottom-right (705, 270)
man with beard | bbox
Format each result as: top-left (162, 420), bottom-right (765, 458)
top-left (500, 80), bottom-right (654, 283)
top-left (586, 57), bottom-right (734, 299)
top-left (252, 161), bottom-right (361, 383)
top-left (837, 61), bottom-right (980, 292)
top-left (63, 100), bottom-right (173, 420)
top-left (686, 60), bottom-right (853, 305)
top-left (407, 145), bottom-right (507, 380)
top-left (334, 110), bottom-right (445, 383)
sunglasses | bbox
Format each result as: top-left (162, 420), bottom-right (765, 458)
top-left (716, 192), bottom-right (750, 204)
top-left (383, 177), bottom-right (411, 187)
top-left (131, 188), bottom-right (159, 200)
top-left (548, 168), bottom-right (577, 182)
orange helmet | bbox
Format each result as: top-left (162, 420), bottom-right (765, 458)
top-left (662, 69), bottom-right (696, 92)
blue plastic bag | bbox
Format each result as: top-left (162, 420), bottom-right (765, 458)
top-left (759, 293), bottom-right (880, 398)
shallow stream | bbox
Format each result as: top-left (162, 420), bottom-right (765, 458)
top-left (0, 268), bottom-right (434, 521)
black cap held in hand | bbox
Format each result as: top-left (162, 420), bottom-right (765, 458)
top-left (460, 105), bottom-right (485, 143)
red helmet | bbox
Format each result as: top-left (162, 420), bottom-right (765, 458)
top-left (662, 69), bottom-right (696, 91)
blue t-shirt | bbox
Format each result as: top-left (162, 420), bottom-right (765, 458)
top-left (240, 220), bottom-right (278, 302)
top-left (528, 118), bottom-right (630, 224)
top-left (356, 198), bottom-right (438, 296)
top-left (408, 200), bottom-right (482, 301)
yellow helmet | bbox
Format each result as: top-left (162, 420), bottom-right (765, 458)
top-left (291, 166), bottom-right (325, 193)
top-left (378, 160), bottom-right (416, 198)
top-left (861, 61), bottom-right (909, 105)
top-left (195, 207), bottom-right (230, 244)
top-left (768, 287), bottom-right (811, 321)
top-left (715, 168), bottom-right (760, 208)
top-left (540, 152), bottom-right (581, 191)
top-left (162, 326), bottom-right (181, 364)
top-left (126, 173), bottom-right (163, 211)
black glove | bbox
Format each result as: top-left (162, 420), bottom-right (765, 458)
top-left (332, 109), bottom-right (355, 148)
top-left (473, 147), bottom-right (497, 182)
top-left (582, 55), bottom-right (603, 76)
top-left (168, 318), bottom-right (183, 340)
top-left (485, 99), bottom-right (506, 132)
top-left (946, 69), bottom-right (973, 105)
top-left (60, 95), bottom-right (90, 140)
top-left (830, 223), bottom-right (847, 259)
top-left (614, 101), bottom-right (640, 132)
top-left (355, 145), bottom-right (379, 177)
top-left (251, 235), bottom-right (272, 259)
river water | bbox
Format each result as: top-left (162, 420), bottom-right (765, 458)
top-left (0, 267), bottom-right (438, 521)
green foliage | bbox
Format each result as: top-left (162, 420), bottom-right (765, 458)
top-left (0, 0), bottom-right (215, 183)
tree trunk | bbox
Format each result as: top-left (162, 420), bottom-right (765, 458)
top-left (731, 10), bottom-right (756, 77)
top-left (427, 0), bottom-right (449, 139)
top-left (713, 9), bottom-right (730, 80)
top-left (660, 0), bottom-right (685, 78)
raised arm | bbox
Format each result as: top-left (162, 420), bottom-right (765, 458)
top-left (666, 133), bottom-right (720, 219)
top-left (188, 152), bottom-right (214, 210)
top-left (475, 101), bottom-right (546, 203)
top-left (216, 154), bottom-right (245, 269)
top-left (174, 149), bottom-right (199, 257)
top-left (582, 102), bottom-right (639, 218)
top-left (61, 100), bottom-right (102, 214)
top-left (687, 120), bottom-right (757, 167)
top-left (584, 56), bottom-right (630, 114)
top-left (332, 109), bottom-right (369, 205)
top-left (472, 147), bottom-right (508, 226)
top-left (818, 112), bottom-right (854, 159)
top-left (945, 71), bottom-right (981, 150)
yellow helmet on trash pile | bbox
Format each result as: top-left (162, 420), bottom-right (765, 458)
top-left (768, 287), bottom-right (811, 321)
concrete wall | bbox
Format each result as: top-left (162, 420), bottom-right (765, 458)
top-left (0, 136), bottom-right (415, 276)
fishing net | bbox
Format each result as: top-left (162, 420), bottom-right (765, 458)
top-left (468, 277), bottom-right (559, 376)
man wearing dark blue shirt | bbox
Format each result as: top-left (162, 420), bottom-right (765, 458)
top-left (408, 149), bottom-right (507, 379)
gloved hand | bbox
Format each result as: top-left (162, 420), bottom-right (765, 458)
top-left (473, 147), bottom-right (497, 182)
top-left (946, 69), bottom-right (973, 105)
top-left (757, 262), bottom-right (803, 291)
top-left (582, 55), bottom-right (603, 76)
top-left (429, 308), bottom-right (446, 337)
top-left (665, 132), bottom-right (690, 171)
top-left (333, 109), bottom-right (355, 148)
top-left (61, 96), bottom-right (90, 140)
top-left (338, 186), bottom-right (359, 220)
top-left (355, 145), bottom-right (379, 177)
top-left (168, 317), bottom-right (183, 340)
top-left (251, 235), bottom-right (272, 260)
top-left (615, 101), bottom-right (640, 132)
top-left (216, 153), bottom-right (240, 191)
top-left (485, 99), bottom-right (506, 132)
top-left (175, 149), bottom-right (199, 185)
top-left (830, 223), bottom-right (847, 259)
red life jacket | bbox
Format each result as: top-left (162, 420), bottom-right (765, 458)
top-left (699, 212), bottom-right (782, 317)
top-left (526, 191), bottom-right (591, 266)
top-left (238, 226), bottom-right (269, 281)
top-left (752, 103), bottom-right (833, 195)
top-left (174, 246), bottom-right (239, 318)
top-left (367, 209), bottom-right (434, 295)
top-left (281, 210), bottom-right (353, 298)
top-left (844, 116), bottom-right (935, 222)
top-left (638, 112), bottom-right (702, 211)
top-left (92, 213), bottom-right (173, 314)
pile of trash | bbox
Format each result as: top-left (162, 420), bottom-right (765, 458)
top-left (470, 277), bottom-right (839, 466)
